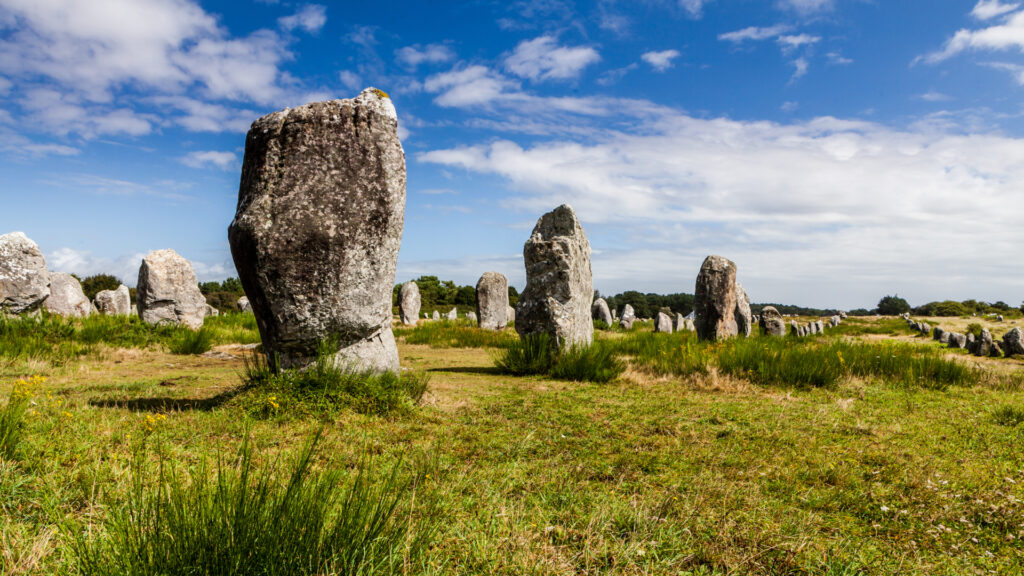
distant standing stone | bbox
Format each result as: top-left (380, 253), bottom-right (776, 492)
top-left (974, 329), bottom-right (994, 357)
top-left (1003, 327), bottom-right (1024, 356)
top-left (432, 310), bottom-right (440, 321)
top-left (815, 320), bottom-right (825, 333)
top-left (44, 272), bottom-right (92, 318)
top-left (516, 204), bottom-right (594, 350)
top-left (759, 306), bottom-right (787, 337)
top-left (237, 296), bottom-right (252, 313)
top-left (676, 313), bottom-right (687, 332)
top-left (94, 285), bottom-right (131, 316)
top-left (0, 231), bottom-right (50, 316)
top-left (735, 282), bottom-right (752, 338)
top-left (205, 303), bottom-right (220, 317)
top-left (947, 332), bottom-right (967, 349)
top-left (228, 89), bottom-right (405, 371)
top-left (694, 255), bottom-right (739, 342)
top-left (136, 249), bottom-right (206, 330)
top-left (507, 305), bottom-right (515, 324)
top-left (399, 282), bottom-right (421, 326)
top-left (966, 332), bottom-right (976, 352)
top-left (932, 327), bottom-right (944, 341)
top-left (619, 304), bottom-right (636, 330)
top-left (446, 307), bottom-right (457, 320)
top-left (592, 297), bottom-right (613, 327)
top-left (476, 272), bottom-right (509, 330)
top-left (466, 311), bottom-right (478, 322)
top-left (654, 311), bottom-right (674, 333)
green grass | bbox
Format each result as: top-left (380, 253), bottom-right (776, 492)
top-left (0, 376), bottom-right (37, 460)
top-left (167, 327), bottom-right (214, 355)
top-left (240, 342), bottom-right (429, 417)
top-left (992, 405), bottom-right (1024, 427)
top-left (494, 334), bottom-right (625, 383)
top-left (395, 318), bottom-right (516, 348)
top-left (614, 331), bottom-right (711, 377)
top-left (70, 431), bottom-right (434, 576)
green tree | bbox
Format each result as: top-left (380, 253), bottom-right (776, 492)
top-left (80, 274), bottom-right (122, 301)
top-left (877, 295), bottom-right (910, 316)
top-left (454, 285), bottom-right (476, 306)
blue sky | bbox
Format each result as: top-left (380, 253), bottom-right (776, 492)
top-left (2, 0), bottom-right (1024, 309)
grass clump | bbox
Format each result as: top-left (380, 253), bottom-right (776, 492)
top-left (992, 405), bottom-right (1024, 427)
top-left (71, 431), bottom-right (432, 576)
top-left (167, 327), bottom-right (213, 355)
top-left (395, 318), bottom-right (515, 349)
top-left (241, 341), bottom-right (428, 417)
top-left (717, 338), bottom-right (844, 387)
top-left (615, 331), bottom-right (710, 377)
top-left (0, 375), bottom-right (41, 460)
top-left (494, 333), bottom-right (625, 383)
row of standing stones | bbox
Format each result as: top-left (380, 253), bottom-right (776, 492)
top-left (904, 314), bottom-right (1024, 358)
top-left (0, 231), bottom-right (237, 328)
top-left (2, 88), bottom-right (849, 372)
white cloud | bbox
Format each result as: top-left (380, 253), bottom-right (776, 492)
top-left (420, 109), bottom-right (1024, 306)
top-left (337, 70), bottom-right (362, 92)
top-left (47, 247), bottom-right (231, 284)
top-left (777, 0), bottom-right (834, 15)
top-left (504, 36), bottom-right (600, 81)
top-left (642, 49), bottom-right (681, 72)
top-left (19, 89), bottom-right (153, 137)
top-left (921, 10), bottom-right (1024, 64)
top-left (971, 0), bottom-right (1021, 20)
top-left (181, 150), bottom-right (237, 171)
top-left (679, 0), bottom-right (709, 18)
top-left (719, 24), bottom-right (792, 43)
top-left (826, 51), bottom-right (853, 65)
top-left (278, 4), bottom-right (326, 34)
top-left (919, 91), bottom-right (953, 102)
top-left (597, 63), bottom-right (638, 86)
top-left (395, 43), bottom-right (455, 69)
top-left (791, 57), bottom-right (809, 80)
top-left (424, 65), bottom-right (521, 107)
top-left (153, 96), bottom-right (255, 133)
top-left (778, 33), bottom-right (820, 52)
top-left (983, 61), bottom-right (1024, 83)
top-left (0, 0), bottom-right (298, 110)
top-left (781, 100), bottom-right (799, 112)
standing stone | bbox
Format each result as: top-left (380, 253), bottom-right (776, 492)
top-left (685, 318), bottom-right (695, 332)
top-left (974, 329), bottom-right (994, 357)
top-left (466, 311), bottom-right (477, 322)
top-left (694, 255), bottom-right (739, 342)
top-left (948, 332), bottom-right (967, 349)
top-left (919, 322), bottom-right (931, 334)
top-left (759, 306), bottom-right (787, 337)
top-left (933, 327), bottom-right (944, 341)
top-left (44, 272), bottom-right (92, 318)
top-left (790, 320), bottom-right (799, 336)
top-left (94, 285), bottom-right (131, 316)
top-left (592, 297), bottom-right (613, 327)
top-left (619, 304), bottom-right (636, 330)
top-left (136, 249), bottom-right (206, 330)
top-left (228, 88), bottom-right (405, 371)
top-left (675, 313), bottom-right (687, 332)
top-left (476, 272), bottom-right (509, 331)
top-left (399, 281), bottom-right (421, 326)
top-left (990, 341), bottom-right (1004, 358)
top-left (815, 320), bottom-right (825, 334)
top-left (734, 282), bottom-right (752, 338)
top-left (830, 315), bottom-right (841, 327)
top-left (0, 232), bottom-right (50, 316)
top-left (654, 311), bottom-right (674, 333)
top-left (204, 303), bottom-right (220, 317)
top-left (516, 204), bottom-right (594, 350)
top-left (446, 307), bottom-right (457, 320)
top-left (507, 305), bottom-right (516, 324)
top-left (840, 311), bottom-right (848, 319)
top-left (966, 332), bottom-right (976, 352)
top-left (1003, 327), bottom-right (1024, 356)
top-left (432, 310), bottom-right (440, 321)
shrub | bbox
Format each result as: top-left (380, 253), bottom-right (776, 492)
top-left (877, 295), bottom-right (911, 316)
top-left (966, 323), bottom-right (984, 338)
top-left (493, 333), bottom-right (554, 376)
top-left (70, 431), bottom-right (433, 576)
top-left (241, 342), bottom-right (428, 417)
top-left (549, 341), bottom-right (625, 383)
top-left (167, 328), bottom-right (213, 355)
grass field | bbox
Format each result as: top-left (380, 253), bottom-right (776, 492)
top-left (2, 314), bottom-right (1023, 574)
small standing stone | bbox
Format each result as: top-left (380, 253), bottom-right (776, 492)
top-left (466, 311), bottom-right (478, 323)
top-left (675, 313), bottom-right (686, 332)
top-left (432, 310), bottom-right (440, 321)
top-left (94, 285), bottom-right (131, 316)
top-left (694, 255), bottom-right (739, 342)
top-left (0, 231), bottom-right (50, 316)
top-left (654, 311), bottom-right (674, 333)
top-left (507, 305), bottom-right (516, 324)
top-left (592, 297), bottom-right (613, 327)
top-left (1003, 327), bottom-right (1024, 356)
top-left (204, 303), bottom-right (220, 317)
top-left (734, 282), bottom-right (752, 338)
top-left (44, 272), bottom-right (93, 318)
top-left (399, 282), bottom-right (421, 326)
top-left (136, 249), bottom-right (206, 330)
top-left (974, 329), bottom-right (994, 357)
top-left (446, 307), bottom-right (457, 320)
top-left (759, 306), bottom-right (787, 337)
top-left (476, 272), bottom-right (509, 330)
top-left (947, 332), bottom-right (967, 349)
top-left (619, 304), bottom-right (636, 330)
top-left (238, 296), bottom-right (252, 313)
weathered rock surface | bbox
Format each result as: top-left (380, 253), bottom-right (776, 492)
top-left (432, 310), bottom-right (440, 321)
top-left (205, 303), bottom-right (220, 317)
top-left (694, 255), bottom-right (739, 342)
top-left (974, 329), bottom-right (994, 357)
top-left (228, 88), bottom-right (405, 371)
top-left (655, 311), bottom-right (674, 333)
top-left (466, 311), bottom-right (478, 322)
top-left (948, 332), bottom-right (967, 349)
top-left (676, 313), bottom-right (686, 332)
top-left (734, 282), bottom-right (752, 338)
top-left (516, 204), bottom-right (593, 350)
top-left (592, 297), bottom-right (613, 327)
top-left (44, 272), bottom-right (92, 318)
top-left (1003, 327), bottom-right (1024, 356)
top-left (619, 304), bottom-right (636, 330)
top-left (760, 306), bottom-right (787, 337)
top-left (476, 272), bottom-right (509, 330)
top-left (95, 285), bottom-right (131, 316)
top-left (933, 327), bottom-right (944, 341)
top-left (399, 282), bottom-right (421, 326)
top-left (136, 249), bottom-right (206, 330)
top-left (446, 307), bottom-right (457, 321)
top-left (238, 296), bottom-right (252, 313)
top-left (507, 305), bottom-right (516, 324)
top-left (0, 232), bottom-right (50, 315)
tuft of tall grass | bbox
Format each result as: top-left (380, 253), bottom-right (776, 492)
top-left (716, 338), bottom-right (844, 388)
top-left (992, 405), bottom-right (1024, 427)
top-left (241, 341), bottom-right (428, 417)
top-left (0, 376), bottom-right (39, 460)
top-left (395, 318), bottom-right (515, 348)
top-left (167, 327), bottom-right (213, 355)
top-left (613, 331), bottom-right (710, 377)
top-left (70, 431), bottom-right (433, 576)
top-left (494, 333), bottom-right (625, 383)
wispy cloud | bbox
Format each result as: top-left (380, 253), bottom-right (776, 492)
top-left (642, 49), bottom-right (681, 72)
top-left (278, 4), bottom-right (326, 34)
top-left (504, 36), bottom-right (601, 81)
top-left (395, 43), bottom-right (456, 69)
top-left (181, 150), bottom-right (238, 171)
